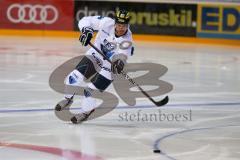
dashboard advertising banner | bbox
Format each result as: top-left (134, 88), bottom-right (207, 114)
top-left (74, 1), bottom-right (197, 37)
top-left (0, 0), bottom-right (74, 31)
top-left (197, 4), bottom-right (240, 39)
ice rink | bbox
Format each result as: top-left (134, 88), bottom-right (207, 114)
top-left (0, 36), bottom-right (240, 160)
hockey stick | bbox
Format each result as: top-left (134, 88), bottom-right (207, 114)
top-left (89, 42), bottom-right (169, 107)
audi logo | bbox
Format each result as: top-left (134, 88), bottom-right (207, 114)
top-left (7, 4), bottom-right (59, 24)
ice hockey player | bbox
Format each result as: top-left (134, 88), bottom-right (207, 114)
top-left (55, 9), bottom-right (134, 124)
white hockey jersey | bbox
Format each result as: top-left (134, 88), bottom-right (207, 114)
top-left (78, 16), bottom-right (133, 62)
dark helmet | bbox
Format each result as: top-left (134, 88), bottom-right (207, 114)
top-left (115, 9), bottom-right (130, 24)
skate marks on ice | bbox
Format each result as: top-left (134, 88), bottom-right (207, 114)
top-left (151, 104), bottom-right (240, 160)
top-left (153, 124), bottom-right (240, 160)
top-left (1, 36), bottom-right (240, 159)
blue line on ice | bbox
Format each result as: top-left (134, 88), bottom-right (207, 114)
top-left (0, 101), bottom-right (240, 113)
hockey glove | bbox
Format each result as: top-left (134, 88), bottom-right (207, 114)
top-left (112, 59), bottom-right (124, 74)
top-left (79, 27), bottom-right (94, 46)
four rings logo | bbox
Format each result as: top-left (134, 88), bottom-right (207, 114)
top-left (7, 4), bottom-right (59, 24)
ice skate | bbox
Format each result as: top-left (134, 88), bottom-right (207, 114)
top-left (55, 94), bottom-right (74, 111)
top-left (71, 109), bottom-right (95, 124)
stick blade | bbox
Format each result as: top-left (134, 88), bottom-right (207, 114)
top-left (154, 96), bottom-right (169, 107)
